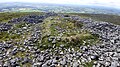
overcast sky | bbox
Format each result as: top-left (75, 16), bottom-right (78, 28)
top-left (1, 0), bottom-right (120, 8)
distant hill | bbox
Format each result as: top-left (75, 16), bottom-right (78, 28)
top-left (0, 2), bottom-right (120, 15)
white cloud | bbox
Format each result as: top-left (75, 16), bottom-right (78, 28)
top-left (1, 0), bottom-right (120, 9)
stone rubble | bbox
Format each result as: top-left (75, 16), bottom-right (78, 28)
top-left (0, 13), bottom-right (119, 67)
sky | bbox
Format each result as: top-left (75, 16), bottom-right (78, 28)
top-left (1, 0), bottom-right (120, 8)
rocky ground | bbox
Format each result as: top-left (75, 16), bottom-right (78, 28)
top-left (0, 13), bottom-right (120, 67)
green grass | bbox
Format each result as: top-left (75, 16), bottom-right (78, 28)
top-left (83, 61), bottom-right (94, 67)
top-left (15, 51), bottom-right (26, 58)
top-left (40, 16), bottom-right (99, 49)
top-left (67, 13), bottom-right (120, 25)
top-left (0, 12), bottom-right (43, 23)
top-left (14, 22), bottom-right (28, 28)
top-left (0, 31), bottom-right (21, 41)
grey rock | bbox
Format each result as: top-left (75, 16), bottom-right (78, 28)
top-left (52, 39), bottom-right (56, 44)
top-left (42, 63), bottom-right (48, 67)
top-left (3, 61), bottom-right (10, 67)
top-left (105, 61), bottom-right (111, 67)
top-left (73, 62), bottom-right (79, 67)
top-left (60, 59), bottom-right (66, 66)
top-left (110, 61), bottom-right (118, 67)
top-left (33, 62), bottom-right (42, 67)
top-left (116, 48), bottom-right (120, 53)
top-left (59, 51), bottom-right (64, 55)
top-left (90, 55), bottom-right (99, 60)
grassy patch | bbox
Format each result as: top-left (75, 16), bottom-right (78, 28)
top-left (63, 33), bottom-right (99, 46)
top-left (68, 13), bottom-right (120, 25)
top-left (14, 22), bottom-right (27, 28)
top-left (15, 51), bottom-right (26, 58)
top-left (83, 61), bottom-right (94, 67)
top-left (0, 31), bottom-right (21, 41)
top-left (0, 12), bottom-right (43, 23)
top-left (40, 16), bottom-right (99, 49)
